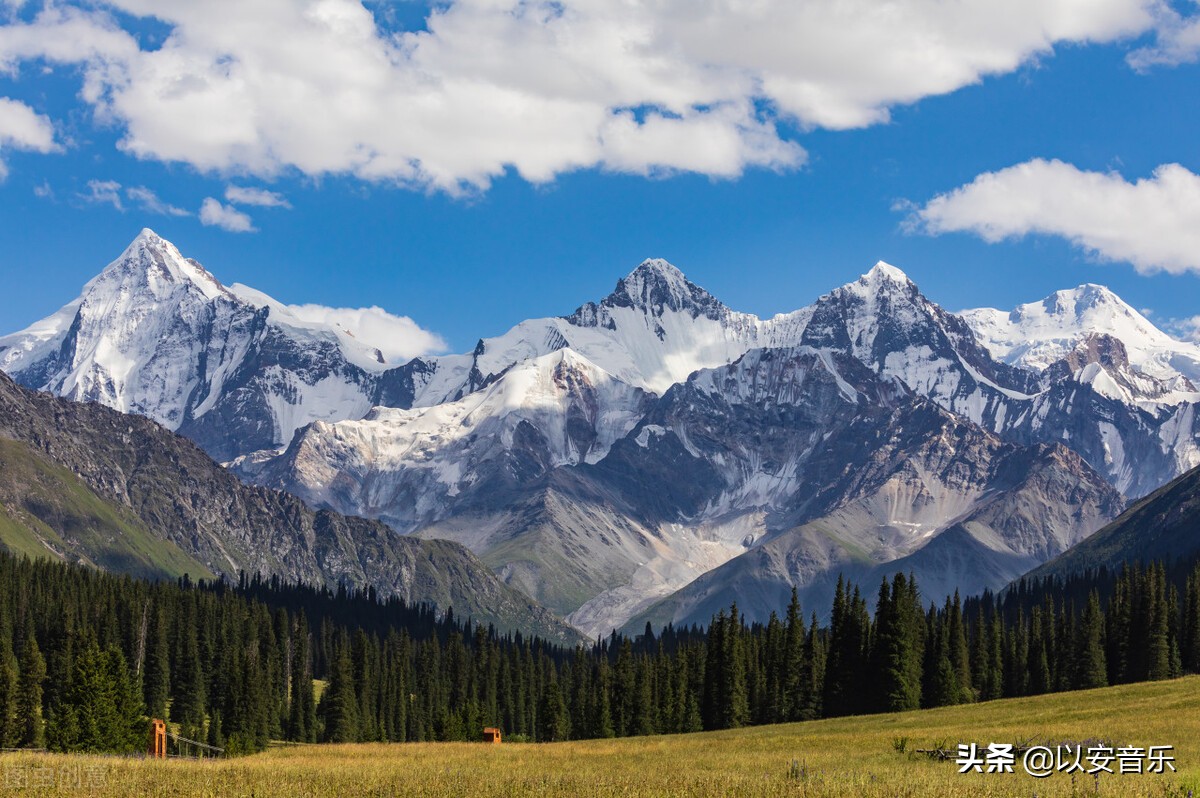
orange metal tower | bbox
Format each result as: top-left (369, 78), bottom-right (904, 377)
top-left (149, 719), bottom-right (167, 758)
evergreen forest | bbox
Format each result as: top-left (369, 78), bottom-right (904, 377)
top-left (2, 551), bottom-right (1199, 755)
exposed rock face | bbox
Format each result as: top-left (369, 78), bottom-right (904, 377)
top-left (0, 370), bottom-right (580, 644)
top-left (961, 287), bottom-right (1200, 496)
top-left (592, 347), bottom-right (1122, 633)
top-left (0, 230), bottom-right (398, 462)
top-left (1024, 460), bottom-right (1200, 583)
top-left (9, 231), bottom-right (1200, 635)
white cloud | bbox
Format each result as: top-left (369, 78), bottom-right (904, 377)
top-left (199, 197), bottom-right (255, 232)
top-left (907, 159), bottom-right (1200, 275)
top-left (127, 185), bottom-right (190, 216)
top-left (32, 179), bottom-right (52, 198)
top-left (1128, 5), bottom-right (1200, 69)
top-left (225, 185), bottom-right (291, 208)
top-left (1169, 315), bottom-right (1200, 343)
top-left (286, 303), bottom-right (447, 361)
top-left (0, 0), bottom-right (1162, 192)
top-left (80, 178), bottom-right (123, 210)
top-left (0, 95), bottom-right (57, 178)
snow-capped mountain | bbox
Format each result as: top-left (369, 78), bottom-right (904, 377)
top-left (958, 288), bottom-right (1200, 496)
top-left (793, 266), bottom-right (1200, 497)
top-left (963, 284), bottom-right (1200, 383)
top-left (5, 230), bottom-right (1199, 635)
top-left (570, 346), bottom-right (1120, 634)
top-left (240, 348), bottom-right (653, 533)
top-left (0, 368), bottom-right (578, 643)
top-left (0, 230), bottom-right (405, 461)
top-left (387, 258), bottom-right (812, 410)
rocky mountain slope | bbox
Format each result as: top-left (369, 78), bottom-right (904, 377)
top-left (0, 436), bottom-right (214, 581)
top-left (7, 230), bottom-right (1199, 634)
top-left (1023, 460), bottom-right (1200, 582)
top-left (0, 230), bottom-right (404, 462)
top-left (589, 346), bottom-right (1122, 633)
top-left (0, 370), bottom-right (579, 643)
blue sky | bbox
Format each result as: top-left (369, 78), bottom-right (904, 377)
top-left (1, 1), bottom-right (1199, 354)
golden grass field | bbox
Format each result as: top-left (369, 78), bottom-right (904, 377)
top-left (3, 676), bottom-right (1199, 797)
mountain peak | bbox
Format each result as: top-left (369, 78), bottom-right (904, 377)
top-left (1043, 283), bottom-right (1124, 314)
top-left (618, 258), bottom-right (696, 306)
top-left (628, 257), bottom-right (686, 280)
top-left (863, 261), bottom-right (911, 285)
top-left (1027, 284), bottom-right (1155, 333)
top-left (822, 261), bottom-right (918, 306)
top-left (97, 229), bottom-right (229, 302)
top-left (823, 261), bottom-right (919, 306)
top-left (571, 258), bottom-right (729, 324)
top-left (961, 281), bottom-right (1192, 381)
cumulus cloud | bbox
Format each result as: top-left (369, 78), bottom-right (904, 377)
top-left (199, 197), bottom-right (255, 232)
top-left (127, 185), bottom-right (190, 216)
top-left (906, 159), bottom-right (1200, 275)
top-left (1128, 5), bottom-right (1200, 69)
top-left (225, 185), bottom-right (291, 208)
top-left (0, 0), bottom-right (1163, 192)
top-left (80, 178), bottom-right (123, 210)
top-left (286, 303), bottom-right (447, 362)
top-left (1169, 315), bottom-right (1200, 343)
top-left (0, 95), bottom-right (57, 178)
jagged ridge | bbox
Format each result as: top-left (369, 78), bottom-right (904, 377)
top-left (0, 370), bottom-right (581, 644)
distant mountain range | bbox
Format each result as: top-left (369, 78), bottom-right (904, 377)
top-left (0, 369), bottom-right (579, 644)
top-left (4, 230), bottom-right (1199, 636)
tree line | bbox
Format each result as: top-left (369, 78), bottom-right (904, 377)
top-left (1, 550), bottom-right (1199, 754)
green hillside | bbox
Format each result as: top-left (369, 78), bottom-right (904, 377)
top-left (0, 438), bottom-right (214, 580)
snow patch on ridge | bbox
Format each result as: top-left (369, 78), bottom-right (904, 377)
top-left (964, 284), bottom-right (1200, 386)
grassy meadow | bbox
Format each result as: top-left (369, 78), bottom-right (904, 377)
top-left (3, 676), bottom-right (1199, 797)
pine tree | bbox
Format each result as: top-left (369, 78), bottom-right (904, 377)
top-left (1051, 603), bottom-right (1072, 692)
top-left (1027, 607), bottom-right (1051, 694)
top-left (108, 645), bottom-right (148, 753)
top-left (1147, 565), bottom-right (1172, 680)
top-left (872, 575), bottom-right (924, 712)
top-left (823, 577), bottom-right (854, 716)
top-left (593, 658), bottom-right (615, 738)
top-left (538, 672), bottom-right (571, 742)
top-left (968, 605), bottom-right (989, 702)
top-left (762, 611), bottom-right (785, 724)
top-left (1106, 567), bottom-right (1132, 683)
top-left (849, 586), bottom-right (873, 714)
top-left (924, 602), bottom-right (960, 708)
top-left (722, 604), bottom-right (750, 729)
top-left (947, 592), bottom-right (973, 703)
top-left (352, 629), bottom-right (380, 741)
top-left (289, 612), bottom-right (316, 742)
top-left (16, 630), bottom-right (47, 748)
top-left (0, 632), bottom-right (18, 747)
top-left (1074, 591), bottom-right (1107, 690)
top-left (985, 613), bottom-right (1004, 701)
top-left (171, 604), bottom-right (206, 729)
top-left (43, 622), bottom-right (79, 753)
top-left (208, 708), bottom-right (225, 751)
top-left (320, 638), bottom-right (360, 743)
top-left (799, 613), bottom-right (824, 720)
top-left (56, 642), bottom-right (145, 754)
top-left (1167, 583), bottom-right (1183, 678)
top-left (142, 602), bottom-right (170, 721)
top-left (1185, 566), bottom-right (1200, 674)
top-left (633, 658), bottom-right (657, 735)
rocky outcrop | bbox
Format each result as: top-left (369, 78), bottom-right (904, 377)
top-left (0, 370), bottom-right (580, 643)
